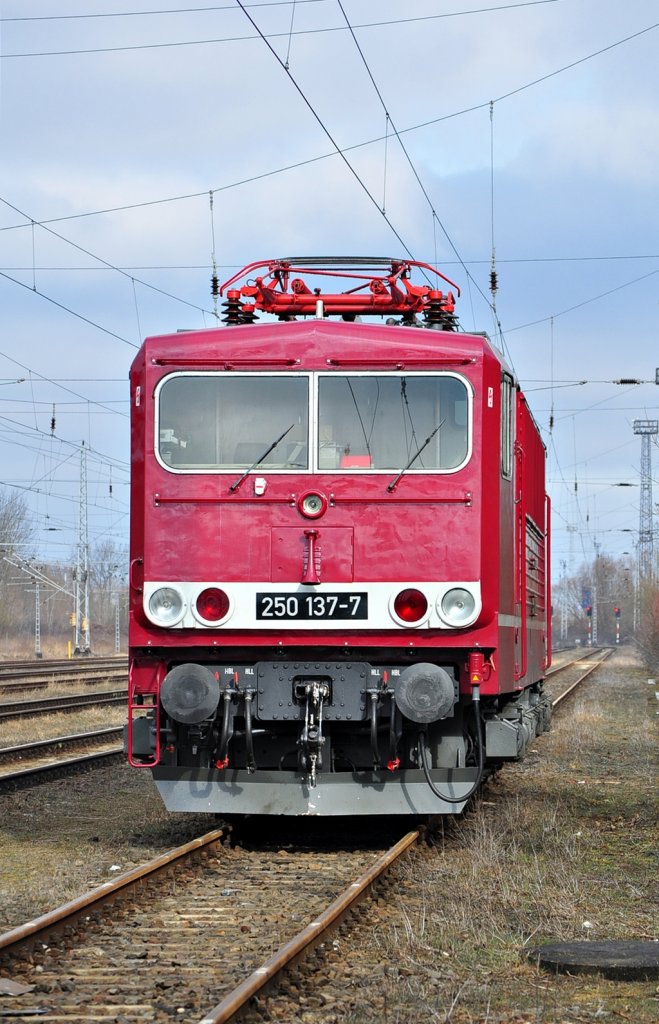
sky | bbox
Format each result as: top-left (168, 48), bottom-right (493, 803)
top-left (0, 0), bottom-right (658, 583)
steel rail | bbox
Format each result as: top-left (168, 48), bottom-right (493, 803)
top-left (199, 829), bottom-right (421, 1024)
top-left (0, 828), bottom-right (225, 954)
top-left (546, 648), bottom-right (606, 678)
top-left (0, 689), bottom-right (127, 719)
top-left (0, 656), bottom-right (126, 677)
top-left (0, 746), bottom-right (124, 787)
top-left (0, 726), bottom-right (122, 759)
top-left (0, 669), bottom-right (127, 695)
top-left (551, 648), bottom-right (613, 707)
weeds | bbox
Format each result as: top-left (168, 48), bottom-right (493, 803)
top-left (339, 651), bottom-right (658, 1023)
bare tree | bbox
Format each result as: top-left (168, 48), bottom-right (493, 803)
top-left (89, 538), bottom-right (128, 648)
top-left (636, 580), bottom-right (659, 670)
top-left (0, 488), bottom-right (34, 637)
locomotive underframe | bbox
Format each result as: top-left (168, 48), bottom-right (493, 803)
top-left (127, 646), bottom-right (551, 815)
top-left (151, 766), bottom-right (480, 815)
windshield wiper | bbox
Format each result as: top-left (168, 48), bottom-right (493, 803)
top-left (230, 424), bottom-right (295, 492)
top-left (387, 421), bottom-right (444, 492)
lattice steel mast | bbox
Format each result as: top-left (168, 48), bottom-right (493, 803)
top-left (633, 419), bottom-right (658, 582)
top-left (74, 442), bottom-right (91, 654)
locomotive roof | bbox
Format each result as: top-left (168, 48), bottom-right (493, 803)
top-left (136, 257), bottom-right (516, 379)
top-left (137, 317), bottom-right (507, 374)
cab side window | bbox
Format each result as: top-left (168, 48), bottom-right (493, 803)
top-left (501, 374), bottom-right (514, 479)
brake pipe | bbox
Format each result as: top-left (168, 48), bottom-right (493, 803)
top-left (418, 683), bottom-right (485, 805)
top-left (244, 690), bottom-right (256, 773)
top-left (215, 689), bottom-right (234, 769)
top-left (368, 691), bottom-right (381, 769)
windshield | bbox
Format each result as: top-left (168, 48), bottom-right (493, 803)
top-left (157, 374), bottom-right (309, 471)
top-left (155, 371), bottom-right (470, 474)
top-left (317, 374), bottom-right (469, 471)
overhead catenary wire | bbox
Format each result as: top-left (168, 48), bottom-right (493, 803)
top-left (0, 1), bottom-right (559, 24)
top-left (284, 0), bottom-right (297, 69)
top-left (0, 414), bottom-right (129, 473)
top-left (0, 346), bottom-right (130, 421)
top-left (485, 98), bottom-right (513, 362)
top-left (553, 385), bottom-right (642, 424)
top-left (507, 267), bottom-right (659, 332)
top-left (131, 278), bottom-right (143, 345)
top-left (0, 3), bottom-right (565, 56)
top-left (334, 0), bottom-right (496, 314)
top-left (5, 8), bottom-right (648, 451)
top-left (489, 100), bottom-right (498, 306)
top-left (3, 23), bottom-right (655, 234)
top-left (30, 221), bottom-right (37, 291)
top-left (382, 113), bottom-right (389, 215)
top-left (2, 253), bottom-right (658, 270)
top-left (209, 191), bottom-right (220, 321)
top-left (0, 269), bottom-right (139, 350)
top-left (232, 0), bottom-right (417, 262)
top-left (0, 190), bottom-right (216, 359)
top-left (0, 197), bottom-right (214, 318)
top-left (0, 1), bottom-right (326, 20)
top-left (549, 316), bottom-right (555, 432)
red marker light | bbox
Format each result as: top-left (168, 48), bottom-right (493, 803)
top-left (393, 588), bottom-right (428, 623)
top-left (196, 587), bottom-right (230, 621)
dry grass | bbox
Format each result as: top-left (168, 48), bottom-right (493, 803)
top-left (0, 761), bottom-right (211, 930)
top-left (2, 673), bottom-right (126, 701)
top-left (312, 650), bottom-right (658, 1023)
top-left (0, 705), bottom-right (126, 747)
top-left (0, 635), bottom-right (122, 661)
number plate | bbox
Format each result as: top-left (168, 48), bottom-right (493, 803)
top-left (256, 592), bottom-right (368, 620)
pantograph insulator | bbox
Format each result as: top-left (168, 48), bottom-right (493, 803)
top-left (424, 292), bottom-right (458, 332)
top-left (221, 290), bottom-right (243, 326)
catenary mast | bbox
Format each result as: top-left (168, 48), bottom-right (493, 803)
top-left (74, 442), bottom-right (91, 654)
top-left (633, 419), bottom-right (658, 583)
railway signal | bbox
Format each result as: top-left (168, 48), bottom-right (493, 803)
top-left (614, 606), bottom-right (621, 644)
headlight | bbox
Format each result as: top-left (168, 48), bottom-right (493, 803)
top-left (148, 586), bottom-right (185, 626)
top-left (298, 491), bottom-right (327, 519)
top-left (439, 588), bottom-right (476, 626)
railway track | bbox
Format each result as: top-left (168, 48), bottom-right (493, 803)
top-left (0, 728), bottom-right (123, 788)
top-left (547, 646), bottom-right (606, 675)
top-left (0, 650), bottom-right (616, 1022)
top-left (0, 689), bottom-right (127, 720)
top-left (547, 647), bottom-right (612, 704)
top-left (0, 826), bottom-right (417, 1022)
top-left (0, 655), bottom-right (126, 675)
top-left (0, 658), bottom-right (127, 695)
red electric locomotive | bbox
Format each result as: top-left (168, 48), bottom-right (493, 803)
top-left (127, 257), bottom-right (551, 815)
